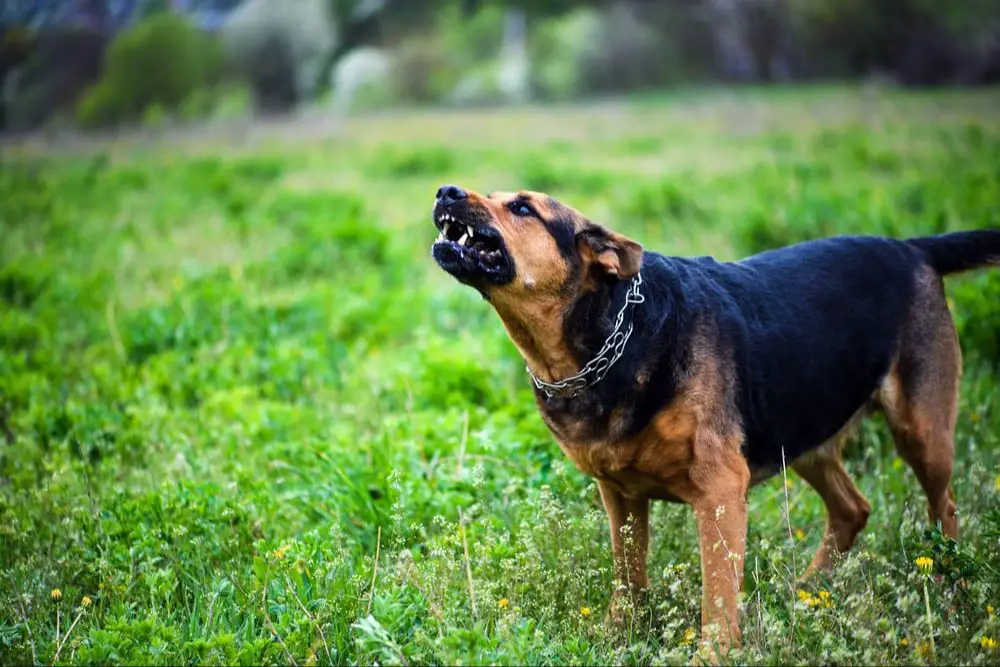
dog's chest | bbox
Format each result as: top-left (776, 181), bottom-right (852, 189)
top-left (545, 409), bottom-right (697, 502)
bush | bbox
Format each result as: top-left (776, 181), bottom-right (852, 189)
top-left (530, 4), bottom-right (693, 100)
top-left (75, 13), bottom-right (222, 129)
top-left (4, 27), bottom-right (107, 132)
top-left (75, 82), bottom-right (120, 129)
top-left (391, 35), bottom-right (460, 104)
top-left (791, 0), bottom-right (1000, 83)
top-left (220, 0), bottom-right (335, 114)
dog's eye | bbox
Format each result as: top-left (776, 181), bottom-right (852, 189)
top-left (511, 202), bottom-right (534, 217)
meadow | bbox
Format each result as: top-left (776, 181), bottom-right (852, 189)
top-left (2, 86), bottom-right (1000, 665)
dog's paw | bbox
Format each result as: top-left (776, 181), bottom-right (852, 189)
top-left (602, 587), bottom-right (648, 630)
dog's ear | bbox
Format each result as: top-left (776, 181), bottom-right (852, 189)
top-left (577, 224), bottom-right (644, 279)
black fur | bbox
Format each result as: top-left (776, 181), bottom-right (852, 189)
top-left (909, 230), bottom-right (1000, 275)
top-left (538, 230), bottom-right (1000, 480)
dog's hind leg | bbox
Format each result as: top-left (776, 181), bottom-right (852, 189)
top-left (879, 269), bottom-right (961, 539)
top-left (793, 439), bottom-right (871, 574)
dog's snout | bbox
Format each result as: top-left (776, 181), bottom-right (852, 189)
top-left (436, 184), bottom-right (467, 207)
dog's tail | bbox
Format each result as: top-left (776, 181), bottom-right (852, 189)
top-left (908, 230), bottom-right (1000, 276)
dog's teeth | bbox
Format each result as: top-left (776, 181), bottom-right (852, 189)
top-left (466, 225), bottom-right (474, 237)
top-left (443, 222), bottom-right (451, 236)
top-left (458, 233), bottom-right (468, 245)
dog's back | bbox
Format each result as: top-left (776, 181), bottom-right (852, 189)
top-left (667, 231), bottom-right (1000, 469)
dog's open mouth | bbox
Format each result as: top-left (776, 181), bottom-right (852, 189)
top-left (431, 208), bottom-right (513, 285)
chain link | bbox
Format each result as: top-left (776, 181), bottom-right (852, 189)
top-left (527, 272), bottom-right (645, 399)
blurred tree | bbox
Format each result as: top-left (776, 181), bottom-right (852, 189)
top-left (0, 2), bottom-right (41, 132)
top-left (222, 0), bottom-right (335, 113)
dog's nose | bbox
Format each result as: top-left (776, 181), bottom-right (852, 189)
top-left (436, 184), bottom-right (467, 207)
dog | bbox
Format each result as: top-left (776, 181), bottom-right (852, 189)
top-left (429, 183), bottom-right (1000, 654)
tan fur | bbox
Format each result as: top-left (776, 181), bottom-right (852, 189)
top-left (468, 191), bottom-right (577, 382)
top-left (877, 267), bottom-right (961, 539)
top-left (549, 325), bottom-right (750, 648)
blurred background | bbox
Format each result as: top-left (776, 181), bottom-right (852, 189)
top-left (2, 0), bottom-right (999, 135)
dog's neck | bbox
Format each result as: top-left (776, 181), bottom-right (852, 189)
top-left (489, 293), bottom-right (584, 384)
top-left (489, 280), bottom-right (623, 386)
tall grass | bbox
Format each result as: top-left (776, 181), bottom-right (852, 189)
top-left (2, 87), bottom-right (999, 665)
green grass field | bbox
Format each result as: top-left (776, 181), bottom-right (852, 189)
top-left (2, 86), bottom-right (1000, 666)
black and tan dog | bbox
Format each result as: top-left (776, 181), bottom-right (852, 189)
top-left (429, 183), bottom-right (1000, 653)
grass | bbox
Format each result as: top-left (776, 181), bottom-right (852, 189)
top-left (2, 85), bottom-right (1000, 665)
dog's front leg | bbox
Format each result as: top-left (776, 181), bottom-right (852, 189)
top-left (690, 459), bottom-right (749, 657)
top-left (597, 479), bottom-right (649, 622)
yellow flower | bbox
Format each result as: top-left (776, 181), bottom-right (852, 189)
top-left (498, 598), bottom-right (509, 610)
top-left (682, 628), bottom-right (697, 645)
top-left (797, 590), bottom-right (814, 606)
top-left (988, 605), bottom-right (995, 616)
top-left (981, 636), bottom-right (997, 650)
top-left (50, 588), bottom-right (62, 602)
top-left (915, 556), bottom-right (934, 575)
top-left (900, 638), bottom-right (909, 647)
top-left (271, 543), bottom-right (292, 560)
top-left (81, 596), bottom-right (92, 607)
top-left (579, 607), bottom-right (591, 618)
top-left (817, 590), bottom-right (833, 608)
top-left (794, 529), bottom-right (805, 540)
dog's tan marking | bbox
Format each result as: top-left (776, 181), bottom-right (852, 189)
top-left (551, 325), bottom-right (750, 651)
top-left (792, 433), bottom-right (871, 573)
top-left (878, 267), bottom-right (961, 538)
top-left (468, 191), bottom-right (578, 381)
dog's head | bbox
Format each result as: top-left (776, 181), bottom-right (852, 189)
top-left (430, 184), bottom-right (643, 302)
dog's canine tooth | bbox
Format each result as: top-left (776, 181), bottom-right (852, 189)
top-left (443, 222), bottom-right (451, 236)
top-left (458, 233), bottom-right (469, 246)
top-left (466, 224), bottom-right (474, 238)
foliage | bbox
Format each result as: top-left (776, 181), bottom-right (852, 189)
top-left (1, 88), bottom-right (1000, 666)
top-left (3, 27), bottom-right (106, 132)
top-left (75, 13), bottom-right (222, 129)
top-left (220, 0), bottom-right (336, 114)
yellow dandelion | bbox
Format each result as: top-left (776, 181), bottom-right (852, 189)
top-left (988, 605), bottom-right (994, 616)
top-left (50, 588), bottom-right (62, 602)
top-left (81, 596), bottom-right (92, 607)
top-left (682, 628), bottom-right (697, 645)
top-left (817, 590), bottom-right (833, 608)
top-left (900, 638), bottom-right (909, 647)
top-left (981, 636), bottom-right (997, 650)
top-left (498, 598), bottom-right (509, 610)
top-left (794, 529), bottom-right (805, 540)
top-left (271, 543), bottom-right (292, 560)
top-left (580, 606), bottom-right (591, 618)
top-left (797, 590), bottom-right (813, 605)
top-left (915, 556), bottom-right (934, 575)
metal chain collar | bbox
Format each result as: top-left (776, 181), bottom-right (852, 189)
top-left (527, 271), bottom-right (645, 399)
